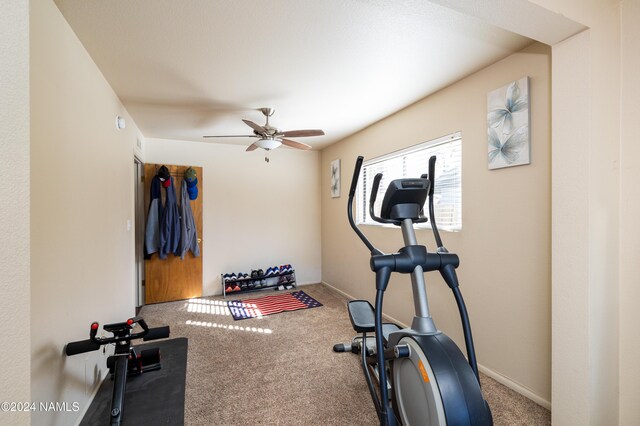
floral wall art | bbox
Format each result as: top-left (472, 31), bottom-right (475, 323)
top-left (331, 159), bottom-right (340, 198)
top-left (487, 76), bottom-right (530, 170)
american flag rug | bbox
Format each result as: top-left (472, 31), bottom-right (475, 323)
top-left (227, 291), bottom-right (323, 321)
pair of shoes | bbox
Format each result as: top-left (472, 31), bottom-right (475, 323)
top-left (265, 266), bottom-right (280, 276)
top-left (246, 281), bottom-right (260, 290)
top-left (226, 283), bottom-right (241, 292)
top-left (251, 269), bottom-right (264, 279)
top-left (279, 264), bottom-right (293, 274)
top-left (223, 273), bottom-right (237, 282)
top-left (278, 275), bottom-right (294, 284)
top-left (224, 272), bottom-right (250, 282)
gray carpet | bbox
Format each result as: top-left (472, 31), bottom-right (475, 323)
top-left (139, 283), bottom-right (550, 425)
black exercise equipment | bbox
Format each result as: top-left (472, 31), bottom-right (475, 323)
top-left (66, 317), bottom-right (170, 426)
top-left (334, 155), bottom-right (492, 425)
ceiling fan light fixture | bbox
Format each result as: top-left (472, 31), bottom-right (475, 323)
top-left (255, 138), bottom-right (281, 150)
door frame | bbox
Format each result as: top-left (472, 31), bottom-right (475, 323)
top-left (134, 156), bottom-right (145, 307)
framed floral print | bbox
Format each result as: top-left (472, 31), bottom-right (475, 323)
top-left (487, 77), bottom-right (531, 170)
top-left (331, 159), bottom-right (340, 198)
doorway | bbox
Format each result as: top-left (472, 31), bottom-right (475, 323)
top-left (134, 158), bottom-right (145, 308)
top-left (143, 163), bottom-right (203, 303)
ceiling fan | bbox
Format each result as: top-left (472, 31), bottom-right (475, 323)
top-left (203, 108), bottom-right (325, 162)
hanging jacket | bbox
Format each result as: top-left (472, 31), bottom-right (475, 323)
top-left (179, 179), bottom-right (200, 259)
top-left (144, 175), bottom-right (163, 258)
top-left (159, 176), bottom-right (181, 259)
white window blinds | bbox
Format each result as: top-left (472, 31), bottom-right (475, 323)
top-left (357, 132), bottom-right (462, 231)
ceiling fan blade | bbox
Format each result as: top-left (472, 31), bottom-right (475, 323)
top-left (281, 138), bottom-right (312, 150)
top-left (203, 135), bottom-right (256, 138)
top-left (242, 119), bottom-right (267, 135)
top-left (280, 129), bottom-right (325, 138)
top-left (246, 143), bottom-right (259, 152)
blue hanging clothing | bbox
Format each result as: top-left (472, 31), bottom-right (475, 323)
top-left (159, 176), bottom-right (181, 259)
top-left (144, 175), bottom-right (163, 258)
top-left (179, 179), bottom-right (200, 259)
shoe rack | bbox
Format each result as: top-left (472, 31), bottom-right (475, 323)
top-left (221, 267), bottom-right (297, 298)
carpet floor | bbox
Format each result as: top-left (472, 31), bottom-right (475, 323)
top-left (139, 283), bottom-right (550, 425)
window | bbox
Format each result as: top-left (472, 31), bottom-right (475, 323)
top-left (356, 132), bottom-right (462, 231)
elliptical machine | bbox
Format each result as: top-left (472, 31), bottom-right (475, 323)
top-left (334, 156), bottom-right (492, 425)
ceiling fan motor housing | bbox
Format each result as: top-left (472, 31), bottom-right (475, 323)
top-left (260, 107), bottom-right (275, 117)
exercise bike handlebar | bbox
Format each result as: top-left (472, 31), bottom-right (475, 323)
top-left (65, 317), bottom-right (170, 356)
top-left (65, 339), bottom-right (101, 356)
top-left (92, 316), bottom-right (149, 344)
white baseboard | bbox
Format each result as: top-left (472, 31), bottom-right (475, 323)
top-left (321, 281), bottom-right (551, 411)
top-left (74, 370), bottom-right (109, 426)
top-left (478, 365), bottom-right (551, 410)
top-left (321, 281), bottom-right (352, 299)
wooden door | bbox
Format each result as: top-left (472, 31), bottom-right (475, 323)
top-left (144, 164), bottom-right (203, 303)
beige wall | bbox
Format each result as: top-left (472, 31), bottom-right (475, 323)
top-left (30, 1), bottom-right (141, 424)
top-left (321, 43), bottom-right (551, 404)
top-left (550, 31), bottom-right (592, 425)
top-left (429, 0), bottom-right (637, 422)
top-left (619, 0), bottom-right (640, 423)
top-left (526, 0), bottom-right (622, 423)
top-left (145, 139), bottom-right (322, 296)
top-left (17, 0), bottom-right (639, 424)
top-left (0, 0), bottom-right (31, 424)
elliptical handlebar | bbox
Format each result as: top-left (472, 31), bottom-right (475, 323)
top-left (348, 156), bottom-right (363, 198)
top-left (427, 156), bottom-right (444, 250)
top-left (369, 173), bottom-right (396, 225)
top-left (428, 156), bottom-right (436, 197)
top-left (347, 156), bottom-right (378, 254)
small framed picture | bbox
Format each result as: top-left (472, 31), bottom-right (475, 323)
top-left (487, 76), bottom-right (531, 170)
top-left (331, 159), bottom-right (341, 198)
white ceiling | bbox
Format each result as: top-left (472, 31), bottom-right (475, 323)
top-left (54, 0), bottom-right (532, 150)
